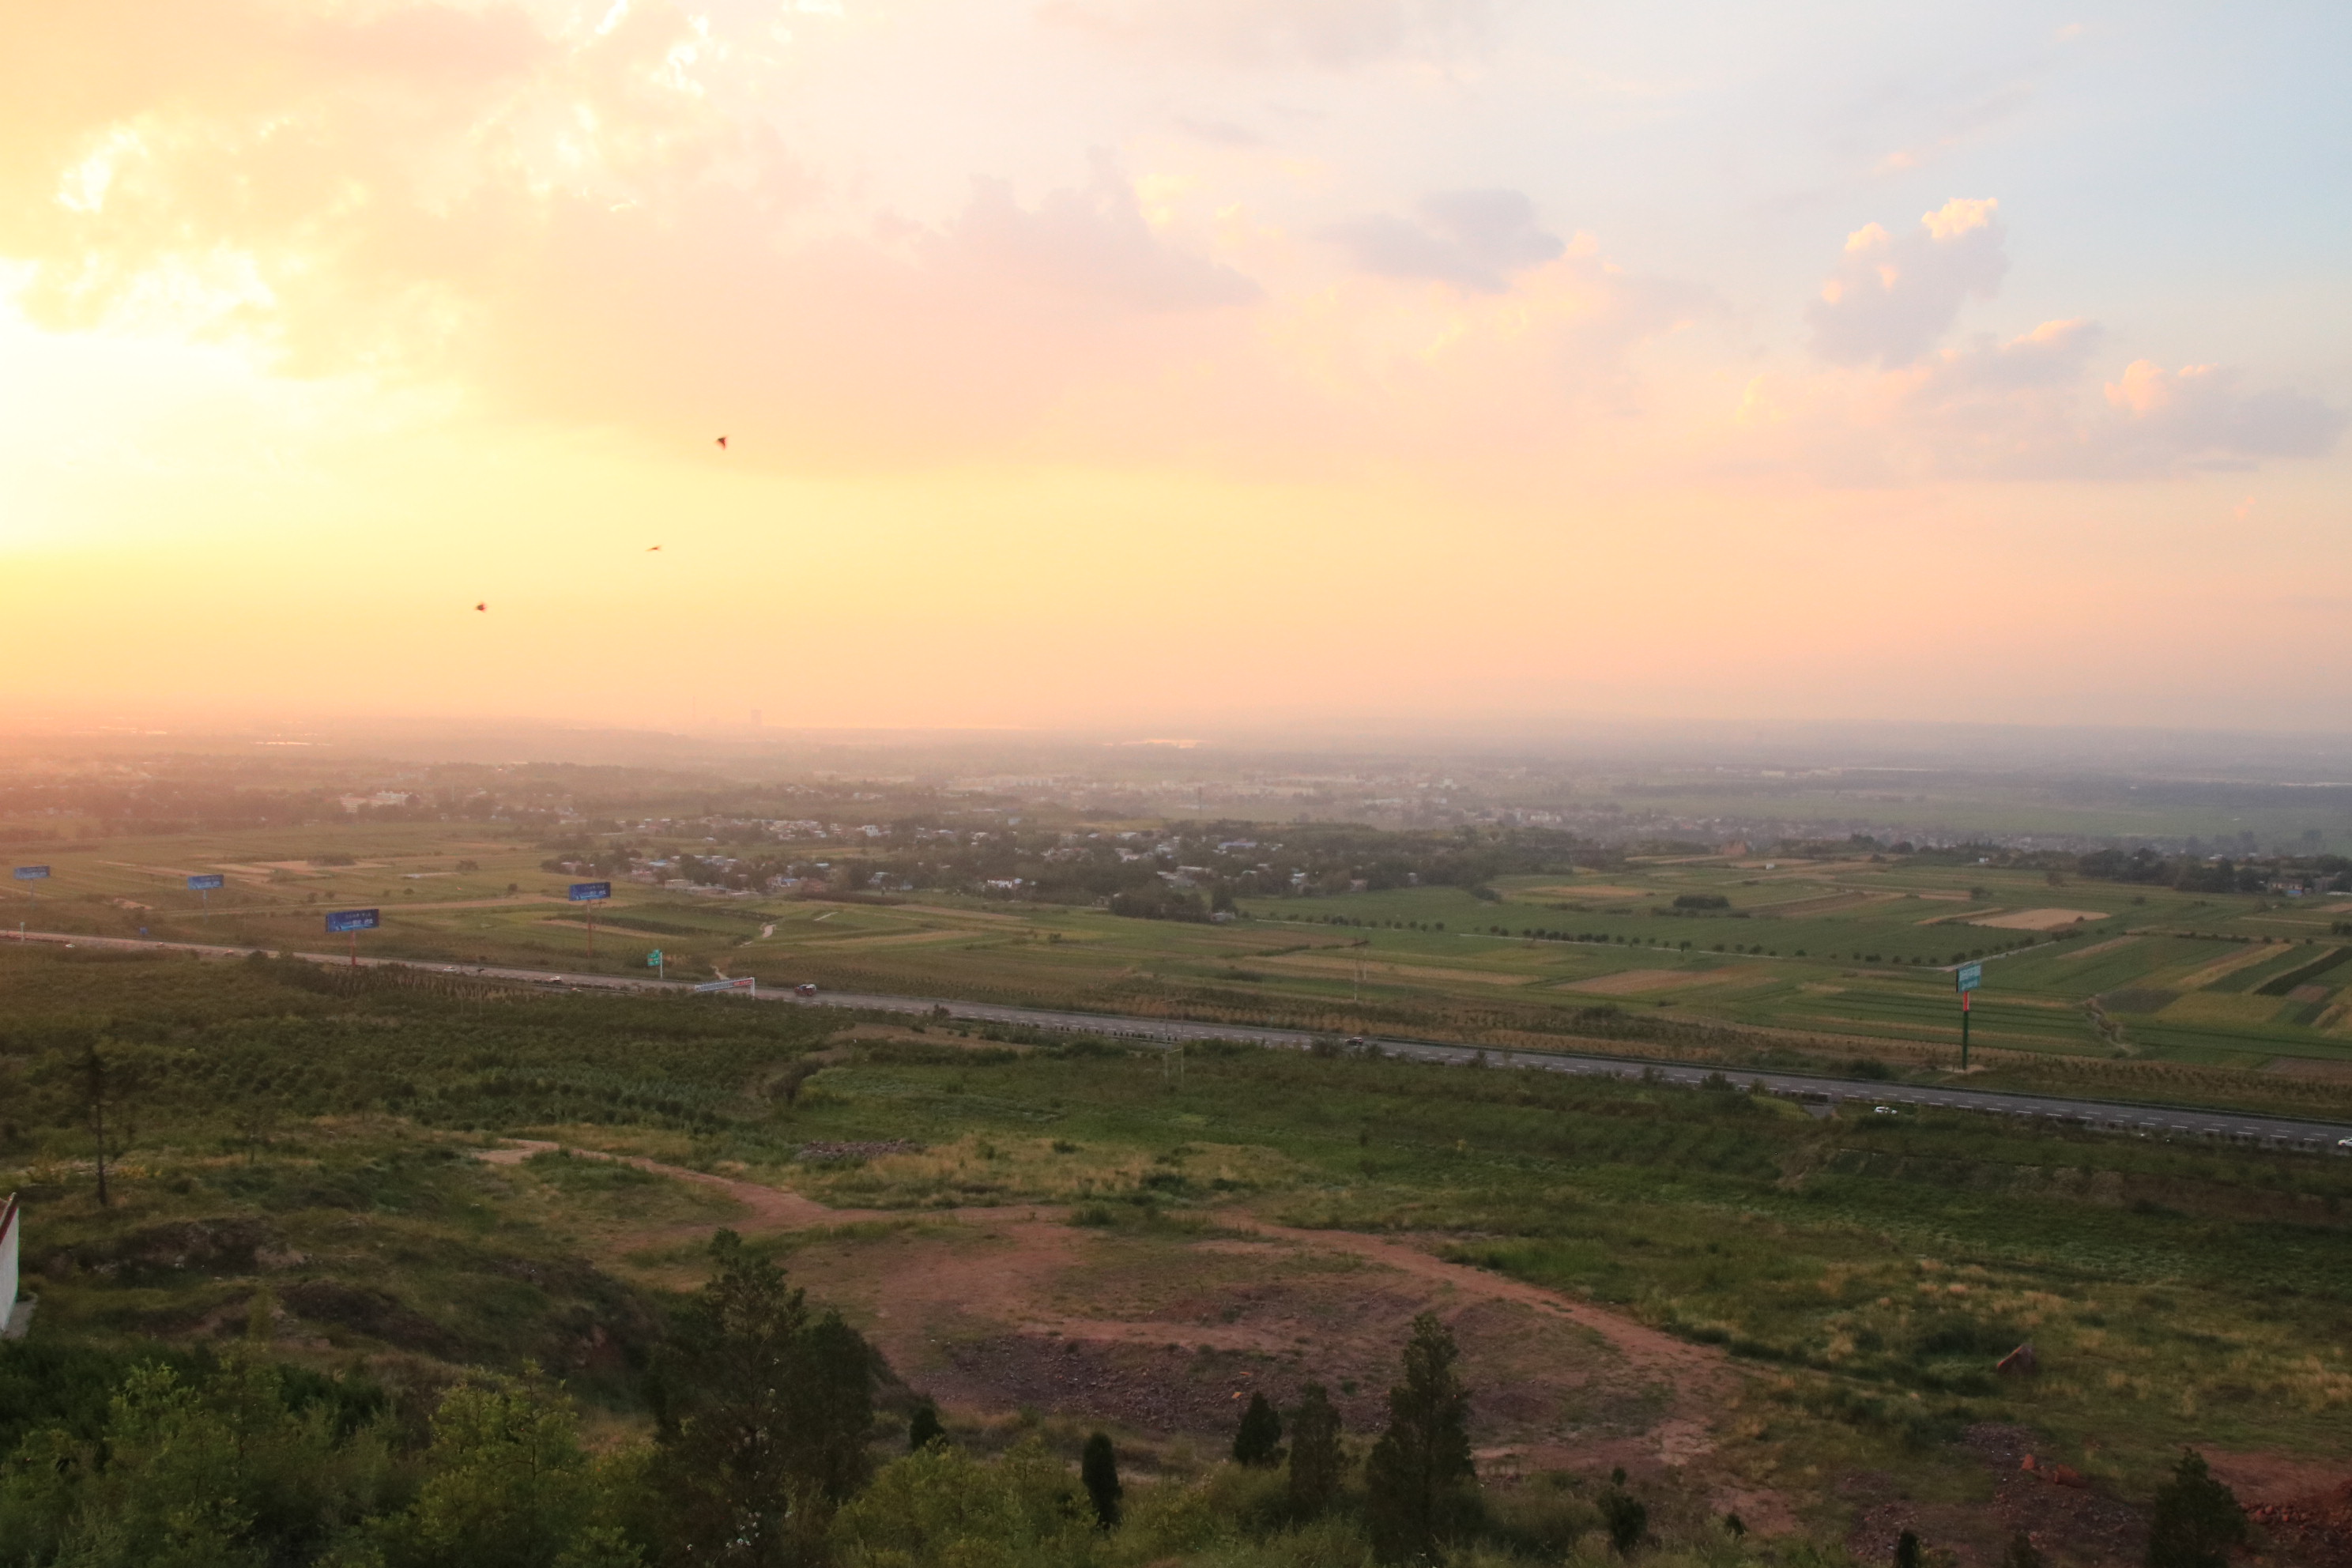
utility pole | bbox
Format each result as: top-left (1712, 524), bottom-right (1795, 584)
top-left (84, 1041), bottom-right (110, 1208)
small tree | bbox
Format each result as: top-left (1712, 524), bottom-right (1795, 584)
top-left (2148, 1449), bottom-right (2246, 1568)
top-left (1080, 1433), bottom-right (1121, 1529)
top-left (908, 1397), bottom-right (945, 1452)
top-left (81, 1040), bottom-right (114, 1208)
top-left (1232, 1391), bottom-right (1283, 1468)
top-left (1896, 1529), bottom-right (1923, 1568)
top-left (649, 1231), bottom-right (877, 1567)
top-left (1600, 1488), bottom-right (1647, 1556)
top-left (1287, 1382), bottom-right (1344, 1521)
top-left (2003, 1531), bottom-right (2045, 1568)
top-left (1363, 1314), bottom-right (1479, 1563)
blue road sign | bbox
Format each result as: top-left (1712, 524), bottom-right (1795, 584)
top-left (1954, 961), bottom-right (1983, 993)
top-left (325, 908), bottom-right (381, 933)
top-left (187, 873), bottom-right (225, 891)
top-left (568, 881), bottom-right (611, 902)
top-left (13, 866), bottom-right (50, 880)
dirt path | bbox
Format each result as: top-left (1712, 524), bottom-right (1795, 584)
top-left (478, 1140), bottom-right (1726, 1388)
top-left (478, 1140), bottom-right (1732, 1415)
top-left (475, 1139), bottom-right (858, 1231)
top-left (474, 1140), bottom-right (1777, 1521)
top-left (1231, 1216), bottom-right (1732, 1399)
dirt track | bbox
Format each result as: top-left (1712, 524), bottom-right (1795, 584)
top-left (476, 1139), bottom-right (1767, 1517)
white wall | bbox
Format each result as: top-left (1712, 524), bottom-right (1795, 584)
top-left (0, 1193), bottom-right (19, 1322)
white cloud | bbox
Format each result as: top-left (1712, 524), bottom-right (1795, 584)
top-left (1035, 0), bottom-right (1489, 66)
top-left (1807, 197), bottom-right (2007, 368)
top-left (1758, 318), bottom-right (2345, 483)
top-left (1323, 188), bottom-right (1562, 292)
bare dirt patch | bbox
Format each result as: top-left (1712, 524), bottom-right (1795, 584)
top-left (1845, 1424), bottom-right (2145, 1568)
top-left (2058, 936), bottom-right (2141, 961)
top-left (479, 1141), bottom-right (1775, 1515)
top-left (2202, 1449), bottom-right (2352, 1506)
top-left (1755, 891), bottom-right (1885, 917)
top-left (1519, 885), bottom-right (1656, 900)
top-left (2168, 941), bottom-right (2288, 992)
top-left (2263, 1056), bottom-right (2352, 1082)
top-left (1255, 954), bottom-right (1540, 987)
top-left (1969, 908), bottom-right (2111, 931)
top-left (1560, 967), bottom-right (1747, 997)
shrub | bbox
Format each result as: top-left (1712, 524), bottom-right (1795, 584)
top-left (2147, 1449), bottom-right (2245, 1568)
top-left (1081, 1432), bottom-right (1122, 1529)
top-left (1231, 1391), bottom-right (1284, 1468)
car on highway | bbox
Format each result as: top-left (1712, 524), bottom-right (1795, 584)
top-left (1873, 1105), bottom-right (1897, 1116)
top-left (794, 982), bottom-right (819, 997)
top-left (2339, 1136), bottom-right (2352, 1151)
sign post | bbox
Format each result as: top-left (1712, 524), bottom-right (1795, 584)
top-left (187, 873), bottom-right (224, 912)
top-left (326, 907), bottom-right (380, 967)
top-left (13, 866), bottom-right (48, 906)
top-left (568, 882), bottom-right (610, 965)
top-left (647, 948), bottom-right (664, 982)
top-left (1954, 960), bottom-right (1983, 1069)
top-left (693, 976), bottom-right (756, 995)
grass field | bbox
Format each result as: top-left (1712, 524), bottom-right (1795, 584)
top-left (2, 940), bottom-right (2347, 1561)
top-left (9, 821), bottom-right (2352, 1123)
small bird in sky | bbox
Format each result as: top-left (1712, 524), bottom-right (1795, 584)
top-left (646, 545), bottom-right (662, 552)
top-left (474, 602), bottom-right (487, 612)
top-left (714, 435), bottom-right (728, 450)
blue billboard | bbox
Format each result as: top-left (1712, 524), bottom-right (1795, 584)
top-left (325, 908), bottom-right (381, 933)
top-left (568, 881), bottom-right (612, 902)
top-left (187, 873), bottom-right (225, 891)
top-left (1954, 961), bottom-right (1983, 994)
top-left (13, 866), bottom-right (50, 880)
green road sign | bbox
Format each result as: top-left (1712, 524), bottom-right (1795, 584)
top-left (646, 950), bottom-right (663, 967)
top-left (1954, 961), bottom-right (1983, 993)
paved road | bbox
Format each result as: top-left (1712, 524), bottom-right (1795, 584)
top-left (13, 927), bottom-right (2350, 1152)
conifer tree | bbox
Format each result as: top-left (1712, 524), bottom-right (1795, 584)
top-left (1081, 1433), bottom-right (1122, 1529)
top-left (1231, 1391), bottom-right (1283, 1468)
top-left (1287, 1382), bottom-right (1344, 1522)
top-left (2148, 1450), bottom-right (2246, 1568)
top-left (1363, 1314), bottom-right (1479, 1563)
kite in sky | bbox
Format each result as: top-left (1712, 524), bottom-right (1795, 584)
top-left (714, 435), bottom-right (728, 450)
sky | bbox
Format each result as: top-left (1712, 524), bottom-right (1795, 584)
top-left (2, 0), bottom-right (2349, 738)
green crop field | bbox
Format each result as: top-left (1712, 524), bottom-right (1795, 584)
top-left (10, 821), bottom-right (2351, 1125)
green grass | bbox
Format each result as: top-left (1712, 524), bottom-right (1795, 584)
top-left (10, 823), bottom-right (2352, 1122)
top-left (5, 939), bottom-right (2350, 1545)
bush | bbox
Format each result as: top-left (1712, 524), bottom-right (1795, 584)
top-left (2147, 1449), bottom-right (2245, 1568)
top-left (1232, 1390), bottom-right (1284, 1468)
top-left (1082, 1432), bottom-right (1122, 1528)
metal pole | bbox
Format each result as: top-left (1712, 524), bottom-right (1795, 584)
top-left (1961, 990), bottom-right (1971, 1070)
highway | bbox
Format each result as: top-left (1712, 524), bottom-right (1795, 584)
top-left (12, 927), bottom-right (2350, 1152)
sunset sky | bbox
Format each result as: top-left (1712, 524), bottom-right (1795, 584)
top-left (3, 1), bottom-right (2347, 737)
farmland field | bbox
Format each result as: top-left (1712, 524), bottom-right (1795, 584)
top-left (11, 822), bottom-right (2352, 1121)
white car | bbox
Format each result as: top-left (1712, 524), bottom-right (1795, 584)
top-left (2339, 1136), bottom-right (2352, 1151)
top-left (1873, 1105), bottom-right (1897, 1116)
